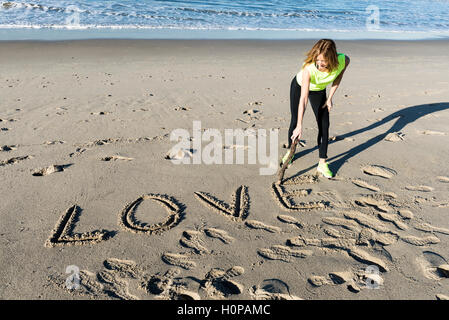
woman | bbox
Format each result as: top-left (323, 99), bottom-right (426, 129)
top-left (283, 39), bottom-right (350, 178)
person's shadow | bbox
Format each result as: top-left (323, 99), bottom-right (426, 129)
top-left (290, 102), bottom-right (449, 178)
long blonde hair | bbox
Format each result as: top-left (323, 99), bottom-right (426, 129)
top-left (303, 39), bottom-right (339, 72)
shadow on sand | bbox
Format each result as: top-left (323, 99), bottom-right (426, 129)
top-left (289, 102), bottom-right (449, 178)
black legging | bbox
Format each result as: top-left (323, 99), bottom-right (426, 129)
top-left (288, 75), bottom-right (329, 159)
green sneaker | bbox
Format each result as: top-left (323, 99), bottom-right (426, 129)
top-left (281, 150), bottom-right (293, 166)
top-left (317, 162), bottom-right (333, 178)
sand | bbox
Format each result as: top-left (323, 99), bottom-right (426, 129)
top-left (1, 39), bottom-right (449, 300)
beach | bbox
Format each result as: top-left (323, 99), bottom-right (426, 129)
top-left (1, 39), bottom-right (449, 300)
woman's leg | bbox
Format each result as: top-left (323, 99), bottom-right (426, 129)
top-left (288, 76), bottom-right (301, 148)
top-left (309, 90), bottom-right (329, 159)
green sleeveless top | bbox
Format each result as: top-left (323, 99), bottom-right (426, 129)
top-left (296, 53), bottom-right (346, 91)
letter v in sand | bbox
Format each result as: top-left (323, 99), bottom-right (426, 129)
top-left (194, 185), bottom-right (250, 222)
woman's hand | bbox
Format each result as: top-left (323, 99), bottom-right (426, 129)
top-left (322, 99), bottom-right (333, 112)
top-left (290, 126), bottom-right (302, 144)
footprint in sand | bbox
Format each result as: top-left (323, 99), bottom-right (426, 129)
top-left (401, 234), bottom-right (440, 246)
top-left (343, 210), bottom-right (401, 235)
top-left (291, 232), bottom-right (391, 272)
top-left (308, 275), bottom-right (331, 288)
top-left (90, 111), bottom-right (112, 115)
top-left (0, 155), bottom-right (32, 167)
top-left (174, 106), bottom-right (191, 111)
top-left (132, 108), bottom-right (150, 112)
top-left (0, 118), bottom-right (17, 123)
top-left (414, 222), bottom-right (449, 236)
top-left (250, 279), bottom-right (302, 300)
top-left (223, 144), bottom-right (251, 150)
top-left (180, 230), bottom-right (210, 255)
top-left (141, 268), bottom-right (180, 295)
top-left (416, 251), bottom-right (448, 280)
top-left (142, 268), bottom-right (200, 300)
top-left (32, 164), bottom-right (72, 176)
top-left (56, 257), bottom-right (201, 300)
top-left (336, 121), bottom-right (353, 126)
top-left (362, 165), bottom-right (397, 179)
top-left (320, 216), bottom-right (360, 232)
top-left (436, 176), bottom-right (449, 183)
top-left (161, 252), bottom-right (196, 270)
top-left (204, 228), bottom-right (234, 244)
top-left (51, 258), bottom-right (157, 300)
top-left (353, 195), bottom-right (391, 213)
top-left (101, 155), bottom-right (134, 161)
top-left (45, 140), bottom-right (66, 145)
top-left (272, 172), bottom-right (445, 276)
top-left (48, 269), bottom-right (104, 299)
top-left (243, 109), bottom-right (260, 116)
top-left (433, 202), bottom-right (449, 208)
top-left (398, 209), bottom-right (414, 220)
top-left (405, 185), bottom-right (434, 192)
top-left (310, 272), bottom-right (364, 294)
top-left (245, 220), bottom-right (281, 233)
top-left (384, 132), bottom-right (405, 142)
top-left (76, 135), bottom-right (168, 151)
top-left (328, 271), bottom-right (361, 289)
top-left (103, 258), bottom-right (143, 279)
top-left (69, 147), bottom-right (87, 158)
top-left (82, 138), bottom-right (114, 147)
top-left (322, 226), bottom-right (348, 239)
top-left (96, 269), bottom-right (139, 300)
top-left (165, 148), bottom-right (196, 161)
top-left (418, 130), bottom-right (446, 136)
top-left (437, 265), bottom-right (449, 278)
top-left (1, 145), bottom-right (17, 152)
top-left (277, 215), bottom-right (304, 228)
top-left (351, 179), bottom-right (381, 192)
top-left (377, 212), bottom-right (408, 230)
top-left (413, 195), bottom-right (434, 204)
top-left (199, 266), bottom-right (244, 299)
top-left (257, 245), bottom-right (313, 262)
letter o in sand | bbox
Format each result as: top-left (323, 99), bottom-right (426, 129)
top-left (119, 193), bottom-right (185, 235)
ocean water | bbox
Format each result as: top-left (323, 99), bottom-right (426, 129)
top-left (1, 0), bottom-right (449, 40)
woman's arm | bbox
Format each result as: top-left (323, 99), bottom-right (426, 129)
top-left (325, 55), bottom-right (350, 109)
top-left (298, 68), bottom-right (310, 124)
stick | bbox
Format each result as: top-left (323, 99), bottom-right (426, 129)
top-left (277, 139), bottom-right (305, 183)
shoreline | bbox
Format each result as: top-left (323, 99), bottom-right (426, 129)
top-left (1, 27), bottom-right (449, 42)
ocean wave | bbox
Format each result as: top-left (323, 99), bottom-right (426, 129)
top-left (1, 1), bottom-right (85, 13)
top-left (175, 6), bottom-right (355, 19)
top-left (0, 1), bottom-right (210, 23)
top-left (1, 23), bottom-right (448, 35)
top-left (1, 0), bottom-right (448, 35)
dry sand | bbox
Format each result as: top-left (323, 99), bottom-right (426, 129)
top-left (1, 39), bottom-right (449, 300)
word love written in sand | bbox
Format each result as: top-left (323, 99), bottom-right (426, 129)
top-left (44, 186), bottom-right (251, 247)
